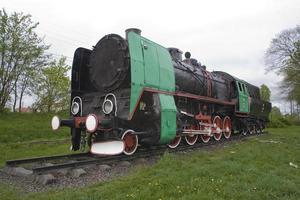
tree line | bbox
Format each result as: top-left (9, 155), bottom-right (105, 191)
top-left (0, 8), bottom-right (70, 113)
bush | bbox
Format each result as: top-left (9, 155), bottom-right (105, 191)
top-left (285, 114), bottom-right (300, 126)
top-left (280, 117), bottom-right (291, 125)
top-left (267, 118), bottom-right (287, 128)
top-left (267, 106), bottom-right (297, 128)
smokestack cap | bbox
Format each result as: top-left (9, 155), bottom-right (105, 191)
top-left (125, 28), bottom-right (141, 39)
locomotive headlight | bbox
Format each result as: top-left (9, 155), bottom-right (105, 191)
top-left (85, 114), bottom-right (99, 133)
top-left (51, 116), bottom-right (60, 131)
top-left (71, 102), bottom-right (80, 115)
top-left (102, 99), bottom-right (114, 114)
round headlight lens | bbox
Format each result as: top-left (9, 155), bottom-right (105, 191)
top-left (86, 114), bottom-right (98, 132)
top-left (102, 99), bottom-right (113, 114)
top-left (71, 102), bottom-right (80, 115)
top-left (51, 116), bottom-right (60, 131)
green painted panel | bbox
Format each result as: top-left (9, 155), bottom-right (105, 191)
top-left (159, 94), bottom-right (177, 143)
top-left (127, 31), bottom-right (175, 115)
top-left (130, 84), bottom-right (142, 115)
top-left (128, 32), bottom-right (144, 114)
top-left (128, 32), bottom-right (176, 143)
top-left (142, 39), bottom-right (160, 87)
top-left (236, 81), bottom-right (249, 112)
top-left (158, 48), bottom-right (175, 91)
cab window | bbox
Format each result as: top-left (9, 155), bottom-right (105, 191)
top-left (242, 84), bottom-right (246, 93)
top-left (238, 82), bottom-right (242, 92)
top-left (244, 85), bottom-right (248, 94)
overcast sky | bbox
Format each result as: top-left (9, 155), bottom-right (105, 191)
top-left (2, 0), bottom-right (300, 111)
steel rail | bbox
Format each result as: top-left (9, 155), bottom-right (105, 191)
top-left (6, 132), bottom-right (267, 174)
top-left (6, 152), bottom-right (91, 166)
top-left (32, 148), bottom-right (166, 174)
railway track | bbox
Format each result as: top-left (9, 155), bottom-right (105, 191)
top-left (5, 132), bottom-right (267, 174)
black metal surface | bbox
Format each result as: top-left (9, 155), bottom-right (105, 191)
top-left (71, 47), bottom-right (94, 92)
top-left (89, 34), bottom-right (130, 92)
top-left (172, 60), bottom-right (229, 100)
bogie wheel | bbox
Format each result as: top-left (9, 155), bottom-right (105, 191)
top-left (256, 124), bottom-right (262, 134)
top-left (249, 125), bottom-right (256, 135)
top-left (213, 116), bottom-right (222, 141)
top-left (168, 135), bottom-right (181, 149)
top-left (223, 116), bottom-right (232, 139)
top-left (121, 129), bottom-right (138, 155)
top-left (253, 125), bottom-right (258, 134)
top-left (241, 129), bottom-right (248, 136)
top-left (261, 124), bottom-right (265, 133)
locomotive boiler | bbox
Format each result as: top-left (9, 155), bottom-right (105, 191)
top-left (51, 29), bottom-right (271, 155)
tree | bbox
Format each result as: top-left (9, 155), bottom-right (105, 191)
top-left (0, 8), bottom-right (50, 112)
top-left (265, 25), bottom-right (300, 73)
top-left (270, 106), bottom-right (282, 118)
top-left (280, 66), bottom-right (300, 114)
top-left (33, 57), bottom-right (70, 112)
top-left (268, 106), bottom-right (289, 128)
top-left (260, 84), bottom-right (271, 101)
top-left (265, 25), bottom-right (300, 114)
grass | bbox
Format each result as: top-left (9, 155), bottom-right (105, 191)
top-left (0, 142), bottom-right (70, 167)
top-left (0, 112), bottom-right (69, 143)
top-left (0, 113), bottom-right (299, 199)
top-left (0, 112), bottom-right (71, 167)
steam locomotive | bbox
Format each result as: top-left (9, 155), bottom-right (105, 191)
top-left (51, 29), bottom-right (271, 155)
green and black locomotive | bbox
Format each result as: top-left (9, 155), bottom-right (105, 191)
top-left (51, 29), bottom-right (271, 155)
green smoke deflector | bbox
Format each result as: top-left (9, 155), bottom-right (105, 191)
top-left (127, 31), bottom-right (176, 143)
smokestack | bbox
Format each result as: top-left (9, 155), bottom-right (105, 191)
top-left (125, 28), bottom-right (141, 39)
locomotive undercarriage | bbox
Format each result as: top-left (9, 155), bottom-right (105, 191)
top-left (235, 116), bottom-right (265, 135)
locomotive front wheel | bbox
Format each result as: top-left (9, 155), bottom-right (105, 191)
top-left (121, 129), bottom-right (138, 155)
top-left (223, 116), bottom-right (232, 139)
top-left (168, 135), bottom-right (181, 149)
top-left (213, 116), bottom-right (222, 141)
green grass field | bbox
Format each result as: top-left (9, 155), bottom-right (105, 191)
top-left (0, 113), bottom-right (71, 166)
top-left (0, 113), bottom-right (299, 200)
top-left (0, 112), bottom-right (69, 143)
